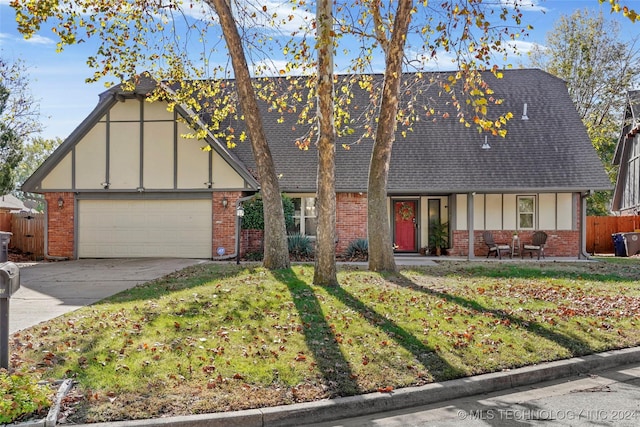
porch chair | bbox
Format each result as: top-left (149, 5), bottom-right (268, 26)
top-left (483, 231), bottom-right (511, 259)
top-left (521, 231), bottom-right (547, 260)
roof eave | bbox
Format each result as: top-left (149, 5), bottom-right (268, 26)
top-left (159, 82), bottom-right (260, 191)
top-left (21, 94), bottom-right (118, 193)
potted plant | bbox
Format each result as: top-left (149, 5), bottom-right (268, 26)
top-left (428, 221), bottom-right (449, 256)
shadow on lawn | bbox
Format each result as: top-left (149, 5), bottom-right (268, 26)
top-left (273, 269), bottom-right (360, 397)
top-left (322, 283), bottom-right (464, 381)
top-left (274, 269), bottom-right (463, 391)
top-left (424, 261), bottom-right (640, 282)
top-left (393, 273), bottom-right (592, 356)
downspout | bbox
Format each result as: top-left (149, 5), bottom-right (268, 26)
top-left (211, 194), bottom-right (257, 261)
top-left (579, 190), bottom-right (591, 260)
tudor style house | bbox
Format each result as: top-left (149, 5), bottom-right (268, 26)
top-left (612, 90), bottom-right (640, 216)
top-left (22, 69), bottom-right (611, 260)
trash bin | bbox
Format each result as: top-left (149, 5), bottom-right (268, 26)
top-left (0, 232), bottom-right (11, 263)
top-left (612, 233), bottom-right (627, 257)
top-left (622, 232), bottom-right (640, 257)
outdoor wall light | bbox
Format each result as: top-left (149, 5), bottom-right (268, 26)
top-left (57, 197), bottom-right (64, 209)
top-left (101, 182), bottom-right (110, 189)
top-left (236, 204), bottom-right (245, 218)
top-left (222, 197), bottom-right (228, 209)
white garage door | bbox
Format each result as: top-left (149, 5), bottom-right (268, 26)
top-left (78, 199), bottom-right (212, 258)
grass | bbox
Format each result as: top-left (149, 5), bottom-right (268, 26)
top-left (8, 259), bottom-right (640, 423)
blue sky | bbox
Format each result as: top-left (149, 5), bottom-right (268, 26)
top-left (0, 0), bottom-right (638, 140)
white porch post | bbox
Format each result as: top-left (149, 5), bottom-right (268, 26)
top-left (467, 192), bottom-right (475, 260)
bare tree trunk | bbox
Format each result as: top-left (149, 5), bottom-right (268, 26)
top-left (207, 0), bottom-right (290, 270)
top-left (367, 0), bottom-right (413, 272)
top-left (313, 0), bottom-right (338, 286)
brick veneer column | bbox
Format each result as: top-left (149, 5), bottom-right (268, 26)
top-left (212, 192), bottom-right (243, 258)
top-left (45, 192), bottom-right (74, 258)
top-left (336, 192), bottom-right (368, 254)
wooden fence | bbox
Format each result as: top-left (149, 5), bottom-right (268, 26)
top-left (0, 211), bottom-right (11, 232)
top-left (0, 211), bottom-right (45, 260)
top-left (587, 216), bottom-right (640, 254)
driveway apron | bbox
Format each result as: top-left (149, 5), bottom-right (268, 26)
top-left (8, 258), bottom-right (207, 334)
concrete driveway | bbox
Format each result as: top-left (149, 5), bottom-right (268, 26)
top-left (8, 258), bottom-right (208, 334)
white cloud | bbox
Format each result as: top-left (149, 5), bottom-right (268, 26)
top-left (405, 48), bottom-right (461, 71)
top-left (0, 32), bottom-right (55, 48)
top-left (23, 34), bottom-right (55, 45)
top-left (506, 39), bottom-right (543, 55)
top-left (163, 0), bottom-right (313, 36)
top-left (499, 0), bottom-right (548, 12)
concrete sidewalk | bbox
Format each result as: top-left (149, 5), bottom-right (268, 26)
top-left (8, 258), bottom-right (207, 334)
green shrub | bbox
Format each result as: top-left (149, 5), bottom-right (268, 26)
top-left (241, 195), bottom-right (295, 230)
top-left (0, 369), bottom-right (51, 424)
top-left (343, 238), bottom-right (368, 261)
top-left (244, 251), bottom-right (264, 261)
top-left (288, 233), bottom-right (314, 260)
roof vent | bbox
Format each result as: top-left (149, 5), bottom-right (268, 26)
top-left (522, 103), bottom-right (529, 120)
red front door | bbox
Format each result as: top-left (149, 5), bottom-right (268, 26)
top-left (394, 200), bottom-right (417, 252)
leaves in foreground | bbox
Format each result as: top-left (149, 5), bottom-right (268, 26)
top-left (8, 260), bottom-right (640, 423)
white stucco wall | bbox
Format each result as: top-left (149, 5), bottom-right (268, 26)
top-left (454, 192), bottom-right (575, 231)
top-left (37, 98), bottom-right (248, 192)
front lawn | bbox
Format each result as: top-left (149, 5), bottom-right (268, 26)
top-left (8, 259), bottom-right (640, 423)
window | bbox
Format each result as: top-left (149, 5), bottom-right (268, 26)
top-left (287, 196), bottom-right (317, 236)
top-left (623, 135), bottom-right (640, 209)
top-left (517, 196), bottom-right (535, 229)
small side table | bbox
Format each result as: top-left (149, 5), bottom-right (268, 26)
top-left (511, 235), bottom-right (520, 258)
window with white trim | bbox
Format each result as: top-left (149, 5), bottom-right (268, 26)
top-left (287, 196), bottom-right (317, 236)
top-left (623, 135), bottom-right (639, 210)
top-left (517, 196), bottom-right (535, 230)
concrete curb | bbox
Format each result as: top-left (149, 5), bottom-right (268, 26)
top-left (66, 346), bottom-right (640, 427)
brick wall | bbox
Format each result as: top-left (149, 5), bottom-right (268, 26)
top-left (449, 197), bottom-right (582, 258)
top-left (212, 192), bottom-right (244, 258)
top-left (238, 193), bottom-right (368, 257)
top-left (45, 192), bottom-right (74, 258)
top-left (244, 230), bottom-right (263, 255)
top-left (336, 192), bottom-right (368, 254)
top-left (450, 230), bottom-right (580, 257)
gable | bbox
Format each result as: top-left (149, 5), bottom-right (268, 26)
top-left (611, 91), bottom-right (640, 212)
top-left (23, 94), bottom-right (258, 193)
top-left (26, 69), bottom-right (611, 196)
